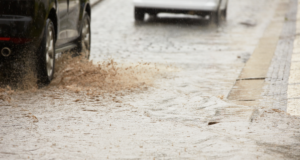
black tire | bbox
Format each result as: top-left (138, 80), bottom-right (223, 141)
top-left (222, 8), bottom-right (227, 20)
top-left (210, 11), bottom-right (220, 25)
top-left (71, 12), bottom-right (91, 59)
top-left (210, 1), bottom-right (224, 25)
top-left (134, 7), bottom-right (145, 21)
top-left (37, 18), bottom-right (56, 85)
top-left (221, 2), bottom-right (228, 21)
top-left (149, 13), bottom-right (158, 18)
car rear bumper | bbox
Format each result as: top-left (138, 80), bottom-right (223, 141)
top-left (0, 15), bottom-right (34, 38)
top-left (133, 0), bottom-right (225, 11)
top-left (0, 41), bottom-right (39, 60)
top-left (0, 15), bottom-right (41, 60)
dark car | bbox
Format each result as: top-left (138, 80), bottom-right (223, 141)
top-left (0, 0), bottom-right (91, 84)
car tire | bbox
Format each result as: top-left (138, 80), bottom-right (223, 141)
top-left (210, 1), bottom-right (224, 25)
top-left (222, 9), bottom-right (227, 20)
top-left (134, 7), bottom-right (145, 21)
top-left (37, 18), bottom-right (56, 85)
top-left (149, 13), bottom-right (158, 18)
top-left (210, 10), bottom-right (220, 25)
top-left (70, 12), bottom-right (91, 59)
top-left (221, 3), bottom-right (228, 21)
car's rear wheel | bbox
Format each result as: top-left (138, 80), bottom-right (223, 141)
top-left (71, 12), bottom-right (91, 59)
top-left (210, 4), bottom-right (227, 25)
top-left (222, 7), bottom-right (227, 20)
top-left (149, 13), bottom-right (158, 18)
top-left (37, 18), bottom-right (56, 85)
top-left (134, 7), bottom-right (145, 21)
top-left (210, 7), bottom-right (221, 25)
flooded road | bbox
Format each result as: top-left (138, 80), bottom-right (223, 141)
top-left (1, 0), bottom-right (300, 159)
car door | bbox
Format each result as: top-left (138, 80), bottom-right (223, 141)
top-left (56, 0), bottom-right (68, 46)
top-left (68, 0), bottom-right (80, 39)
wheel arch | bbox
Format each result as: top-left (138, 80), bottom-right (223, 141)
top-left (47, 8), bottom-right (58, 41)
top-left (85, 3), bottom-right (91, 18)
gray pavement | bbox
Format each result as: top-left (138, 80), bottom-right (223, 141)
top-left (262, 0), bottom-right (297, 111)
top-left (287, 0), bottom-right (300, 115)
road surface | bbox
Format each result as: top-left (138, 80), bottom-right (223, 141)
top-left (0, 0), bottom-right (300, 159)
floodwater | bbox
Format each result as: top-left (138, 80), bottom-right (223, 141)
top-left (1, 0), bottom-right (300, 159)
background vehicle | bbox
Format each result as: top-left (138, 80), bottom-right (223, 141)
top-left (133, 0), bottom-right (228, 24)
top-left (0, 0), bottom-right (91, 84)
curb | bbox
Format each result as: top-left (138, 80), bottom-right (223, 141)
top-left (227, 0), bottom-right (291, 106)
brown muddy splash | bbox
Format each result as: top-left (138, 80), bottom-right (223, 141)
top-left (0, 53), bottom-right (175, 103)
top-left (50, 54), bottom-right (164, 95)
top-left (0, 86), bottom-right (13, 103)
top-left (0, 52), bottom-right (38, 103)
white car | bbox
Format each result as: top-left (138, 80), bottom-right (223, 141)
top-left (133, 0), bottom-right (228, 24)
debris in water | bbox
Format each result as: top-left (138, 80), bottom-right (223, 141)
top-left (272, 109), bottom-right (284, 113)
top-left (218, 95), bottom-right (224, 100)
top-left (208, 122), bottom-right (219, 125)
top-left (74, 99), bottom-right (81, 102)
top-left (25, 113), bottom-right (39, 123)
top-left (240, 20), bottom-right (257, 27)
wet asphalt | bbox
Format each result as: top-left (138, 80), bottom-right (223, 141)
top-left (1, 0), bottom-right (300, 159)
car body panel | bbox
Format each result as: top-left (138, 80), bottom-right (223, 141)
top-left (57, 0), bottom-right (69, 40)
top-left (68, 0), bottom-right (80, 39)
top-left (0, 16), bottom-right (33, 38)
top-left (0, 0), bottom-right (45, 39)
top-left (133, 0), bottom-right (228, 11)
top-left (0, 0), bottom-right (90, 59)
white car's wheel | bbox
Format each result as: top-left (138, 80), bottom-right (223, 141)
top-left (134, 7), bottom-right (145, 21)
top-left (222, 8), bottom-right (227, 20)
top-left (149, 13), bottom-right (157, 18)
top-left (221, 2), bottom-right (228, 21)
top-left (210, 10), bottom-right (221, 25)
top-left (210, 2), bottom-right (227, 25)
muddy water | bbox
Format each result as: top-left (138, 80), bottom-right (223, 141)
top-left (1, 54), bottom-right (174, 104)
top-left (51, 54), bottom-right (176, 94)
top-left (1, 0), bottom-right (300, 159)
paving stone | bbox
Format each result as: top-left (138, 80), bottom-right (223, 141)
top-left (262, 0), bottom-right (297, 111)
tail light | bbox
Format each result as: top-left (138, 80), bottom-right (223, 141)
top-left (0, 37), bottom-right (31, 44)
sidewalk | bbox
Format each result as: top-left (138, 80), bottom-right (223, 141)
top-left (287, 1), bottom-right (300, 115)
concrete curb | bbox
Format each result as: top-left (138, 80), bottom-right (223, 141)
top-left (227, 0), bottom-right (292, 107)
